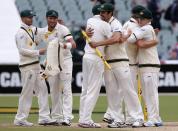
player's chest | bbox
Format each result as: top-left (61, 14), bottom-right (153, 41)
top-left (43, 31), bottom-right (63, 43)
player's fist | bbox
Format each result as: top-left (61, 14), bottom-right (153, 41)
top-left (86, 28), bottom-right (94, 37)
top-left (39, 48), bottom-right (46, 55)
top-left (89, 41), bottom-right (97, 48)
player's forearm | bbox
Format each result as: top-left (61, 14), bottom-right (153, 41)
top-left (137, 39), bottom-right (158, 48)
top-left (19, 48), bottom-right (39, 57)
top-left (67, 38), bottom-right (76, 48)
top-left (127, 34), bottom-right (137, 44)
top-left (63, 38), bottom-right (76, 49)
top-left (95, 33), bottom-right (121, 46)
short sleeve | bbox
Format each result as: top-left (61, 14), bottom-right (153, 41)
top-left (127, 27), bottom-right (147, 43)
top-left (111, 21), bottom-right (122, 33)
top-left (133, 27), bottom-right (147, 40)
top-left (60, 25), bottom-right (73, 41)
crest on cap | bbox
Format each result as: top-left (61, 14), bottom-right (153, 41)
top-left (46, 10), bottom-right (58, 17)
top-left (140, 12), bottom-right (144, 15)
top-left (20, 10), bottom-right (36, 17)
top-left (99, 3), bottom-right (114, 12)
top-left (138, 9), bottom-right (153, 19)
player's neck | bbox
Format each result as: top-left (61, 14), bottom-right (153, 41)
top-left (48, 26), bottom-right (55, 32)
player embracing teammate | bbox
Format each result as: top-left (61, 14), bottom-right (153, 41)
top-left (79, 3), bottom-right (162, 128)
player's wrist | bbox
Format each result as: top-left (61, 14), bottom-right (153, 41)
top-left (65, 42), bottom-right (72, 49)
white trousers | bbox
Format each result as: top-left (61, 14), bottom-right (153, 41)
top-left (140, 72), bottom-right (161, 122)
top-left (48, 73), bottom-right (63, 120)
top-left (15, 65), bottom-right (50, 122)
top-left (79, 54), bottom-right (104, 123)
top-left (61, 58), bottom-right (73, 120)
top-left (104, 69), bottom-right (124, 122)
top-left (104, 66), bottom-right (143, 122)
top-left (130, 66), bottom-right (138, 91)
top-left (125, 65), bottom-right (141, 122)
top-left (48, 58), bottom-right (73, 120)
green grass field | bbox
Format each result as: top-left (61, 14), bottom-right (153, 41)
top-left (0, 94), bottom-right (178, 131)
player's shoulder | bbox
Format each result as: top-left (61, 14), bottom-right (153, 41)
top-left (110, 17), bottom-right (122, 27)
top-left (109, 17), bottom-right (122, 32)
top-left (142, 23), bottom-right (153, 29)
top-left (124, 19), bottom-right (138, 27)
top-left (57, 23), bottom-right (69, 31)
top-left (87, 15), bottom-right (101, 23)
top-left (100, 19), bottom-right (110, 26)
top-left (112, 18), bottom-right (121, 24)
top-left (141, 24), bottom-right (153, 32)
top-left (16, 29), bottom-right (25, 40)
top-left (16, 27), bottom-right (25, 37)
top-left (123, 20), bottom-right (129, 26)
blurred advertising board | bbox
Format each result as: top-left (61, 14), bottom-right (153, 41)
top-left (0, 63), bottom-right (178, 93)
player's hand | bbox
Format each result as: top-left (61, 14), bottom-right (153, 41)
top-left (121, 29), bottom-right (132, 43)
top-left (136, 39), bottom-right (145, 47)
top-left (86, 28), bottom-right (94, 37)
top-left (63, 44), bottom-right (67, 49)
top-left (154, 28), bottom-right (160, 35)
top-left (58, 18), bottom-right (64, 25)
top-left (127, 29), bottom-right (132, 36)
top-left (89, 42), bottom-right (97, 48)
top-left (39, 48), bottom-right (46, 55)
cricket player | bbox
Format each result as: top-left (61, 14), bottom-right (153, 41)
top-left (90, 3), bottom-right (144, 128)
top-left (127, 8), bottom-right (162, 127)
top-left (123, 5), bottom-right (146, 93)
top-left (14, 10), bottom-right (56, 126)
top-left (123, 5), bottom-right (159, 124)
top-left (78, 4), bottom-right (121, 128)
top-left (37, 10), bottom-right (76, 126)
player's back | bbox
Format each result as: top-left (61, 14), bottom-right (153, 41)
top-left (84, 15), bottom-right (112, 55)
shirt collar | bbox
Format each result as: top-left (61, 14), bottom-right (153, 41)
top-left (109, 16), bottom-right (115, 24)
top-left (45, 23), bottom-right (59, 33)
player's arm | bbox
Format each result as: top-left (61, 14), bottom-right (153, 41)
top-left (86, 27), bottom-right (94, 37)
top-left (127, 27), bottom-right (146, 44)
top-left (90, 22), bottom-right (122, 48)
top-left (61, 26), bottom-right (76, 49)
top-left (64, 37), bottom-right (76, 49)
top-left (90, 31), bottom-right (121, 48)
top-left (58, 18), bottom-right (64, 25)
top-left (34, 27), bottom-right (44, 44)
top-left (120, 29), bottom-right (132, 43)
top-left (154, 28), bottom-right (160, 35)
top-left (136, 39), bottom-right (159, 48)
top-left (16, 33), bottom-right (45, 57)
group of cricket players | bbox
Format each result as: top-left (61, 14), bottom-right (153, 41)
top-left (14, 2), bottom-right (163, 128)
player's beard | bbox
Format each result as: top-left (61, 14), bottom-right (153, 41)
top-left (48, 23), bottom-right (57, 30)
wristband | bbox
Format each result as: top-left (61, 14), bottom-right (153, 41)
top-left (65, 42), bottom-right (72, 49)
